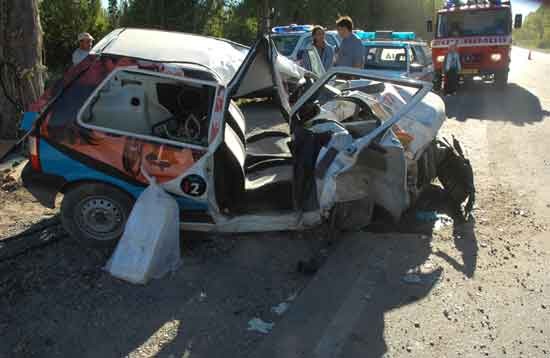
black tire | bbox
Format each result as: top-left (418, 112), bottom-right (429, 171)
top-left (494, 70), bottom-right (508, 88)
top-left (61, 182), bottom-right (134, 248)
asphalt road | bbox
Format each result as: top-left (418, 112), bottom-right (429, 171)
top-left (251, 46), bottom-right (550, 358)
top-left (1, 47), bottom-right (550, 358)
top-left (446, 47), bottom-right (550, 220)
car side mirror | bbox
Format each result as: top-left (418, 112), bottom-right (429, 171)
top-left (427, 20), bottom-right (433, 33)
top-left (514, 14), bottom-right (523, 29)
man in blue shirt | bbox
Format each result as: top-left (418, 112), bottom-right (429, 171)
top-left (334, 16), bottom-right (364, 69)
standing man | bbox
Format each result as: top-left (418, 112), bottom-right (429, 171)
top-left (72, 32), bottom-right (94, 66)
top-left (444, 43), bottom-right (461, 95)
top-left (334, 16), bottom-right (364, 69)
top-left (312, 26), bottom-right (335, 71)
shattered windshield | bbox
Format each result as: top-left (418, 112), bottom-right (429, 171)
top-left (437, 9), bottom-right (511, 37)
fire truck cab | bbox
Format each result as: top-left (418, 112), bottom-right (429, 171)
top-left (430, 0), bottom-right (521, 88)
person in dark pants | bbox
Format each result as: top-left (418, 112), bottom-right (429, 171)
top-left (444, 43), bottom-right (461, 95)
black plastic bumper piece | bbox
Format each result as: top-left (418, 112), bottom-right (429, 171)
top-left (21, 162), bottom-right (66, 209)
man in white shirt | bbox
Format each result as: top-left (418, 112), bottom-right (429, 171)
top-left (72, 32), bottom-right (94, 66)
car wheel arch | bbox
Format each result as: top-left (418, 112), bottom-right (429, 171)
top-left (60, 179), bottom-right (137, 201)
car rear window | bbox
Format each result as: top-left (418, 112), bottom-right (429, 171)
top-left (365, 46), bottom-right (407, 71)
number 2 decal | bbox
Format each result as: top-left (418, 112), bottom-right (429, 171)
top-left (180, 175), bottom-right (207, 197)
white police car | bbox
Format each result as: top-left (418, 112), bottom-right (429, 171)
top-left (271, 24), bottom-right (341, 61)
top-left (361, 31), bottom-right (434, 82)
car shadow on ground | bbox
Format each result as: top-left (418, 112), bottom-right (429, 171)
top-left (0, 187), bottom-right (475, 358)
top-left (0, 219), bottom-right (328, 357)
top-left (444, 81), bottom-right (546, 125)
top-left (349, 185), bottom-right (477, 356)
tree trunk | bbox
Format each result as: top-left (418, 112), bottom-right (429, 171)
top-left (0, 0), bottom-right (44, 139)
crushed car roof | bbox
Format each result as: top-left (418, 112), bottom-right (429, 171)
top-left (92, 28), bottom-right (248, 84)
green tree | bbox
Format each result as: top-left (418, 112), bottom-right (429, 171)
top-left (40, 0), bottom-right (111, 71)
top-left (108, 0), bottom-right (120, 28)
top-left (514, 4), bottom-right (550, 49)
top-left (120, 0), bottom-right (223, 34)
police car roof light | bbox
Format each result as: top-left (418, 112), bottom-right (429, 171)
top-left (271, 24), bottom-right (314, 33)
top-left (359, 31), bottom-right (416, 41)
top-left (393, 32), bottom-right (416, 40)
top-left (445, 0), bottom-right (506, 8)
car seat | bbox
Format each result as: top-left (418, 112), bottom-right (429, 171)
top-left (214, 123), bottom-right (294, 213)
top-left (226, 101), bottom-right (293, 167)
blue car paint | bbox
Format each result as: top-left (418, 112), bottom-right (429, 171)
top-left (39, 140), bottom-right (208, 211)
top-left (20, 112), bottom-right (38, 132)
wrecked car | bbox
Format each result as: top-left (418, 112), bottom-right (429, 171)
top-left (20, 28), bottom-right (474, 247)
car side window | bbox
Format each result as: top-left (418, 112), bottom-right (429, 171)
top-left (411, 46), bottom-right (426, 65)
top-left (409, 47), bottom-right (419, 65)
top-left (79, 69), bottom-right (216, 147)
top-left (422, 45), bottom-right (433, 65)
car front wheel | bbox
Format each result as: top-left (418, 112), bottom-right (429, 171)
top-left (61, 183), bottom-right (134, 248)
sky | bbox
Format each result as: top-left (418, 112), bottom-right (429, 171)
top-left (100, 0), bottom-right (542, 16)
top-left (512, 0), bottom-right (543, 16)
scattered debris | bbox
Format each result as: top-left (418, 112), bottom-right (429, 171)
top-left (271, 302), bottom-right (290, 316)
top-left (0, 174), bottom-right (17, 192)
top-left (512, 208), bottom-right (529, 217)
top-left (199, 292), bottom-right (207, 302)
top-left (247, 318), bottom-right (274, 334)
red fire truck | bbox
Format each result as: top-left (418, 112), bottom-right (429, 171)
top-left (430, 0), bottom-right (522, 88)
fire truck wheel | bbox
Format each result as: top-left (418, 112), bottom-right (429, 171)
top-left (61, 182), bottom-right (135, 248)
top-left (494, 70), bottom-right (508, 88)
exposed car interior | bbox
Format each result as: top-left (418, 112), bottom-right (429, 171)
top-left (213, 72), bottom-right (390, 215)
top-left (80, 70), bottom-right (216, 146)
top-left (214, 100), bottom-right (296, 214)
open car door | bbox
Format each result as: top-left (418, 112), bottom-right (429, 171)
top-left (227, 35), bottom-right (306, 121)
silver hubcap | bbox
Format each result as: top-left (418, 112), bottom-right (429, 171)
top-left (76, 196), bottom-right (124, 241)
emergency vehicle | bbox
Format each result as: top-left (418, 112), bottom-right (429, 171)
top-left (362, 31), bottom-right (434, 82)
top-left (430, 0), bottom-right (522, 88)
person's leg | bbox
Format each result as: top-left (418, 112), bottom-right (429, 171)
top-left (449, 69), bottom-right (458, 94)
top-left (444, 70), bottom-right (453, 94)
